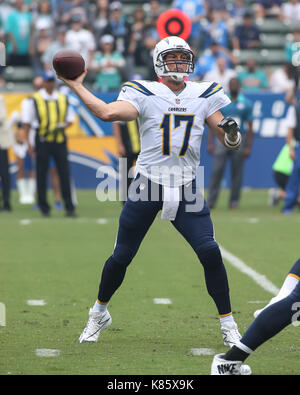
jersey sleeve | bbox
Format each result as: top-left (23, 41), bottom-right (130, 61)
top-left (117, 83), bottom-right (144, 115)
top-left (206, 87), bottom-right (231, 118)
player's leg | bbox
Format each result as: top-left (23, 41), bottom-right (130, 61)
top-left (283, 147), bottom-right (300, 213)
top-left (211, 280), bottom-right (300, 374)
top-left (172, 185), bottom-right (240, 346)
top-left (207, 142), bottom-right (228, 209)
top-left (79, 176), bottom-right (162, 342)
top-left (0, 148), bottom-right (11, 210)
top-left (51, 143), bottom-right (75, 215)
top-left (229, 149), bottom-right (245, 208)
top-left (35, 143), bottom-right (50, 216)
top-left (254, 258), bottom-right (300, 317)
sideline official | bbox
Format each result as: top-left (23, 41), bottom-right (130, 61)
top-left (22, 70), bottom-right (76, 217)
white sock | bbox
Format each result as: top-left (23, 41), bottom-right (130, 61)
top-left (220, 313), bottom-right (235, 326)
top-left (276, 274), bottom-right (299, 299)
top-left (92, 300), bottom-right (108, 313)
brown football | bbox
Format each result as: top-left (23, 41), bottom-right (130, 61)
top-left (52, 50), bottom-right (85, 80)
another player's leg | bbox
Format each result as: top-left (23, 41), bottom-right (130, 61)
top-left (207, 147), bottom-right (227, 209)
top-left (79, 181), bottom-right (162, 343)
top-left (211, 280), bottom-right (300, 374)
top-left (254, 258), bottom-right (300, 318)
top-left (172, 189), bottom-right (241, 347)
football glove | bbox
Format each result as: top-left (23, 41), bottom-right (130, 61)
top-left (217, 117), bottom-right (240, 138)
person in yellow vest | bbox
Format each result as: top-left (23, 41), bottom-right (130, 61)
top-left (22, 70), bottom-right (76, 217)
top-left (113, 119), bottom-right (140, 202)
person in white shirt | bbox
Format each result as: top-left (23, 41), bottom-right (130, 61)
top-left (56, 36), bottom-right (243, 347)
top-left (203, 57), bottom-right (237, 93)
top-left (270, 62), bottom-right (296, 93)
top-left (282, 0), bottom-right (300, 21)
top-left (65, 14), bottom-right (96, 67)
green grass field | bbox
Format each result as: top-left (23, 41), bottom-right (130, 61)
top-left (1, 189), bottom-right (300, 375)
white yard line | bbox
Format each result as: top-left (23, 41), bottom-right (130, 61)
top-left (153, 298), bottom-right (172, 305)
top-left (35, 349), bottom-right (61, 357)
top-left (219, 245), bottom-right (279, 295)
top-left (190, 348), bottom-right (215, 356)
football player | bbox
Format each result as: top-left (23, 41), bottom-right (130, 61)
top-left (57, 36), bottom-right (242, 346)
top-left (211, 258), bottom-right (300, 375)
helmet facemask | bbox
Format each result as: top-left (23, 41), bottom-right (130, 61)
top-left (156, 48), bottom-right (194, 82)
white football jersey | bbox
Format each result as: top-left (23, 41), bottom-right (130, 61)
top-left (117, 80), bottom-right (230, 186)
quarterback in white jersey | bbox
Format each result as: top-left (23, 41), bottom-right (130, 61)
top-left (117, 78), bottom-right (231, 186)
top-left (57, 36), bottom-right (242, 349)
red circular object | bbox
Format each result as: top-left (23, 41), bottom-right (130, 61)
top-left (53, 50), bottom-right (85, 80)
top-left (157, 9), bottom-right (191, 40)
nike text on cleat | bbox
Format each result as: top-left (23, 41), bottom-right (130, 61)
top-left (78, 309), bottom-right (112, 343)
top-left (211, 353), bottom-right (252, 375)
top-left (221, 322), bottom-right (242, 347)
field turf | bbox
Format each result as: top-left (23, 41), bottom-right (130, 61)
top-left (1, 189), bottom-right (300, 375)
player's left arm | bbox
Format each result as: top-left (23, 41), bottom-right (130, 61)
top-left (206, 110), bottom-right (241, 150)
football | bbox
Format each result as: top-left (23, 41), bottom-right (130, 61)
top-left (52, 50), bottom-right (85, 80)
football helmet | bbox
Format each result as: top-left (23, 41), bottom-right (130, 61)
top-left (153, 36), bottom-right (194, 82)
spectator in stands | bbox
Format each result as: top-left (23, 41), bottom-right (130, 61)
top-left (30, 19), bottom-right (54, 76)
top-left (285, 28), bottom-right (300, 89)
top-left (232, 12), bottom-right (261, 50)
top-left (103, 1), bottom-right (131, 58)
top-left (227, 0), bottom-right (248, 23)
top-left (92, 0), bottom-right (110, 44)
top-left (4, 0), bottom-right (33, 66)
top-left (90, 34), bottom-right (125, 92)
top-left (140, 35), bottom-right (158, 80)
top-left (238, 58), bottom-right (268, 91)
top-left (282, 0), bottom-right (300, 21)
top-left (144, 0), bottom-right (161, 41)
top-left (0, 0), bottom-right (14, 27)
top-left (203, 57), bottom-right (236, 92)
top-left (254, 0), bottom-right (283, 21)
top-left (32, 0), bottom-right (54, 33)
top-left (191, 41), bottom-right (238, 81)
top-left (269, 62), bottom-right (297, 93)
top-left (41, 25), bottom-right (72, 71)
top-left (128, 6), bottom-right (147, 69)
top-left (205, 0), bottom-right (228, 20)
top-left (65, 14), bottom-right (96, 67)
top-left (202, 9), bottom-right (230, 49)
top-left (58, 0), bottom-right (89, 26)
top-left (171, 0), bottom-right (208, 49)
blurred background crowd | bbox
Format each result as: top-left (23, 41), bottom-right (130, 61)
top-left (0, 0), bottom-right (300, 93)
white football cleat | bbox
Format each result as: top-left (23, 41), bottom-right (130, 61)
top-left (221, 322), bottom-right (242, 347)
top-left (79, 309), bottom-right (112, 343)
top-left (211, 353), bottom-right (252, 375)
